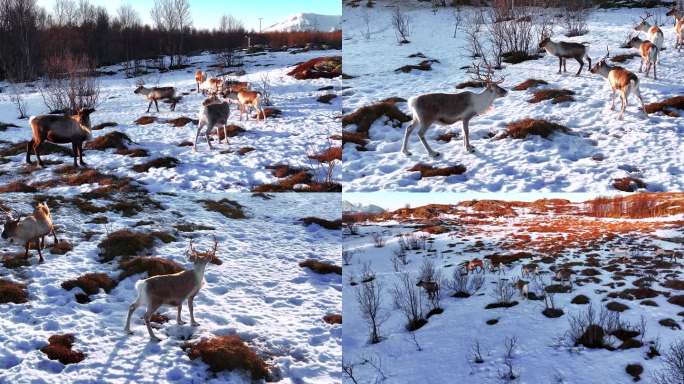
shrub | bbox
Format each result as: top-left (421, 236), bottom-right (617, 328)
top-left (654, 339), bottom-right (684, 384)
top-left (299, 259), bottom-right (342, 275)
top-left (391, 7), bottom-right (411, 44)
top-left (183, 336), bottom-right (269, 380)
top-left (118, 257), bottom-right (183, 280)
top-left (40, 334), bottom-right (86, 365)
top-left (393, 273), bottom-right (426, 331)
top-left (39, 53), bottom-right (99, 113)
top-left (356, 277), bottom-right (384, 343)
top-left (98, 230), bottom-right (155, 262)
top-left (0, 279), bottom-right (28, 303)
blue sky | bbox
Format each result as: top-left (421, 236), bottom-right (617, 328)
top-left (345, 192), bottom-right (602, 211)
top-left (36, 0), bottom-right (341, 31)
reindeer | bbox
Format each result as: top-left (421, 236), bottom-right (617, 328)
top-left (635, 12), bottom-right (664, 51)
top-left (538, 37), bottom-right (592, 76)
top-left (124, 237), bottom-right (222, 341)
top-left (199, 77), bottom-right (223, 95)
top-left (628, 36), bottom-right (659, 79)
top-left (666, 7), bottom-right (682, 24)
top-left (194, 70), bottom-right (206, 92)
top-left (589, 48), bottom-right (648, 120)
top-left (27, 108), bottom-right (94, 167)
top-left (514, 278), bottom-right (529, 299)
top-left (220, 80), bottom-right (250, 98)
top-left (666, 8), bottom-right (684, 51)
top-left (521, 263), bottom-right (539, 278)
top-left (235, 90), bottom-right (265, 121)
top-left (1, 203), bottom-right (58, 263)
top-left (134, 83), bottom-right (178, 112)
top-left (555, 268), bottom-right (573, 288)
top-left (194, 98), bottom-right (231, 151)
top-left (401, 63), bottom-right (507, 157)
top-left (465, 258), bottom-right (485, 274)
top-left (416, 280), bottom-right (439, 300)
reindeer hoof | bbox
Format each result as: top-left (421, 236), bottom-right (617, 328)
top-left (430, 152), bottom-right (441, 158)
top-left (178, 320), bottom-right (186, 325)
top-left (401, 150), bottom-right (412, 157)
top-left (191, 321), bottom-right (200, 327)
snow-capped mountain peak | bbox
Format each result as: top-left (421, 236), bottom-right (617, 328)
top-left (264, 13), bottom-right (341, 32)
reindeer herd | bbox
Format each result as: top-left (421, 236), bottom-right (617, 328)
top-left (400, 9), bottom-right (683, 158)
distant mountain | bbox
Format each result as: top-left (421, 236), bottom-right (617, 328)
top-left (264, 13), bottom-right (341, 32)
top-left (343, 201), bottom-right (386, 213)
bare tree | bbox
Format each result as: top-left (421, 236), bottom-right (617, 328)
top-left (9, 83), bottom-right (27, 119)
top-left (53, 0), bottom-right (77, 26)
top-left (356, 277), bottom-right (385, 344)
top-left (219, 14), bottom-right (244, 33)
top-left (654, 340), bottom-right (684, 384)
top-left (391, 7), bottom-right (411, 44)
top-left (151, 0), bottom-right (192, 67)
top-left (452, 6), bottom-right (463, 38)
top-left (361, 10), bottom-right (372, 40)
top-left (39, 53), bottom-right (99, 113)
top-left (393, 272), bottom-right (425, 331)
top-left (116, 3), bottom-right (140, 28)
top-left (563, 1), bottom-right (589, 37)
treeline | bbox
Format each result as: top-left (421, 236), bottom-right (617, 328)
top-left (584, 194), bottom-right (679, 218)
top-left (0, 0), bottom-right (341, 82)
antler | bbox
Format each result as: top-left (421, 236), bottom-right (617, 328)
top-left (604, 45), bottom-right (610, 59)
top-left (471, 62), bottom-right (504, 85)
top-left (186, 236), bottom-right (219, 260)
top-left (0, 205), bottom-right (16, 221)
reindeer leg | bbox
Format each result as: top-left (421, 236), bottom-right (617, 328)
top-left (154, 99), bottom-right (160, 113)
top-left (193, 121), bottom-right (205, 152)
top-left (633, 86), bottom-right (648, 117)
top-left (462, 117), bottom-right (475, 153)
top-left (417, 122), bottom-right (439, 158)
top-left (575, 57), bottom-right (583, 76)
top-left (36, 242), bottom-right (43, 263)
top-left (26, 139), bottom-right (33, 164)
top-left (24, 242), bottom-right (30, 258)
top-left (147, 100), bottom-right (153, 113)
top-left (124, 296), bottom-right (142, 334)
top-left (188, 295), bottom-right (199, 326)
top-left (34, 141), bottom-right (44, 167)
top-left (618, 92), bottom-right (627, 120)
top-left (144, 302), bottom-right (162, 341)
top-left (563, 58), bottom-right (567, 72)
top-left (639, 58), bottom-right (643, 73)
top-left (51, 228), bottom-right (58, 245)
top-left (558, 57), bottom-right (562, 73)
top-left (71, 142), bottom-right (79, 167)
top-left (206, 124), bottom-right (214, 150)
top-left (653, 62), bottom-right (657, 80)
top-left (400, 119), bottom-right (418, 156)
top-left (176, 303), bottom-right (186, 325)
top-left (78, 141), bottom-right (87, 167)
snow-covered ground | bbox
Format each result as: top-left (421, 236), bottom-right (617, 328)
top-left (342, 197), bottom-right (684, 383)
top-left (0, 192), bottom-right (341, 383)
top-left (0, 49), bottom-right (341, 193)
top-left (342, 4), bottom-right (684, 192)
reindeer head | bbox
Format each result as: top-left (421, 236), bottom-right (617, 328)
top-left (133, 85), bottom-right (145, 94)
top-left (538, 37), bottom-right (551, 49)
top-left (472, 63), bottom-right (507, 98)
top-left (590, 47), bottom-right (611, 75)
top-left (635, 13), bottom-right (652, 30)
top-left (666, 7), bottom-right (679, 17)
top-left (0, 206), bottom-right (19, 242)
top-left (186, 237), bottom-right (222, 265)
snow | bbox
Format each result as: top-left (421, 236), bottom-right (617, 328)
top-left (264, 13), bottom-right (342, 33)
top-left (342, 201), bottom-right (684, 383)
top-left (0, 49), bottom-right (341, 193)
top-left (341, 5), bottom-right (684, 192)
top-left (342, 200), bottom-right (386, 213)
top-left (0, 192), bottom-right (341, 383)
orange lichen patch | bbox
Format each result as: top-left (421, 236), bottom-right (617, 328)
top-left (407, 164), bottom-right (466, 178)
top-left (308, 146), bottom-right (341, 163)
top-left (323, 314), bottom-right (342, 324)
top-left (504, 119), bottom-right (570, 139)
top-left (420, 225), bottom-right (449, 234)
top-left (183, 335), bottom-right (269, 379)
top-left (645, 96), bottom-right (684, 116)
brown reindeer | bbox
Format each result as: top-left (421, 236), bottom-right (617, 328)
top-left (124, 237), bottom-right (222, 341)
top-left (589, 48), bottom-right (647, 120)
top-left (27, 108), bottom-right (94, 167)
top-left (194, 70), bottom-right (206, 92)
top-left (629, 36), bottom-right (659, 79)
top-left (521, 263), bottom-right (539, 278)
top-left (1, 203), bottom-right (58, 263)
top-left (416, 280), bottom-right (439, 299)
top-left (237, 90), bottom-right (265, 121)
top-left (465, 258), bottom-right (485, 274)
top-left (134, 84), bottom-right (178, 112)
top-left (539, 37), bottom-right (592, 76)
top-left (199, 77), bottom-right (223, 95)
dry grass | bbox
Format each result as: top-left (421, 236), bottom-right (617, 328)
top-left (116, 148), bottom-right (149, 157)
top-left (166, 117), bottom-right (196, 127)
top-left (91, 122), bottom-right (117, 130)
top-left (266, 164), bottom-right (306, 178)
top-left (317, 94), bottom-right (337, 104)
top-left (644, 96), bottom-right (684, 116)
top-left (85, 131), bottom-right (133, 150)
top-left (254, 107), bottom-right (282, 119)
top-left (0, 279), bottom-right (28, 303)
top-left (339, 131), bottom-right (369, 148)
top-left (40, 334), bottom-right (85, 365)
top-left (118, 256), bottom-right (183, 280)
top-left (98, 230), bottom-right (156, 262)
top-left (287, 56), bottom-right (341, 79)
top-left (132, 157), bottom-right (180, 173)
top-left (61, 273), bottom-right (117, 297)
top-left (0, 181), bottom-right (38, 193)
top-left (308, 146), bottom-right (342, 163)
top-left (513, 79), bottom-right (548, 91)
top-left (2, 254), bottom-right (31, 269)
top-left (183, 335), bottom-right (269, 379)
top-left (212, 124), bottom-right (245, 141)
top-left (323, 314), bottom-right (342, 324)
top-left (300, 217), bottom-right (342, 230)
top-left (299, 259), bottom-right (342, 275)
top-left (134, 116), bottom-right (157, 125)
top-left (613, 177), bottom-right (647, 192)
top-left (50, 241), bottom-right (73, 255)
top-left (407, 163), bottom-right (466, 178)
top-left (504, 119), bottom-right (570, 139)
top-left (611, 53), bottom-right (639, 63)
top-left (342, 100), bottom-right (411, 134)
top-left (394, 59), bottom-right (436, 73)
top-left (528, 89), bottom-right (575, 104)
top-left (200, 199), bottom-right (246, 219)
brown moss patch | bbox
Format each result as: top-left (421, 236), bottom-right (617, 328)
top-left (625, 363), bottom-right (643, 381)
top-left (308, 146), bottom-right (341, 163)
top-left (135, 116), bottom-right (157, 125)
top-left (118, 256), bottom-right (183, 280)
top-left (184, 336), bottom-right (269, 379)
top-left (266, 164), bottom-right (306, 178)
top-left (61, 273), bottom-right (117, 298)
top-left (254, 107), bottom-right (282, 119)
top-left (50, 241), bottom-right (73, 255)
top-left (200, 199), bottom-right (246, 219)
top-left (132, 157), bottom-right (180, 173)
top-left (340, 131), bottom-right (369, 148)
top-left (2, 254), bottom-right (31, 269)
top-left (299, 259), bottom-right (342, 275)
top-left (513, 79), bottom-right (548, 91)
top-left (342, 100), bottom-right (411, 134)
top-left (300, 217), bottom-right (342, 230)
top-left (116, 148), bottom-right (149, 157)
top-left (528, 89), bottom-right (575, 104)
top-left (92, 122), bottom-right (118, 131)
top-left (252, 170), bottom-right (340, 193)
top-left (41, 334), bottom-right (86, 365)
top-left (504, 119), bottom-right (570, 139)
top-left (0, 181), bottom-right (38, 193)
top-left (237, 147), bottom-right (255, 155)
top-left (395, 60), bottom-right (437, 73)
top-left (436, 132), bottom-right (457, 143)
top-left (98, 230), bottom-right (156, 262)
top-left (611, 53), bottom-right (639, 63)
top-left (317, 94), bottom-right (337, 104)
top-left (211, 124), bottom-right (246, 141)
top-left (407, 163), bottom-right (466, 178)
top-left (613, 177), bottom-right (647, 192)
top-left (173, 223), bottom-right (215, 232)
top-left (323, 314), bottom-right (342, 324)
top-left (645, 96), bottom-right (684, 116)
top-left (668, 295), bottom-right (684, 307)
top-left (0, 279), bottom-right (28, 303)
top-left (166, 117), bottom-right (196, 127)
top-left (287, 56), bottom-right (341, 79)
top-left (572, 294), bottom-right (590, 304)
top-left (663, 279), bottom-right (684, 290)
top-left (606, 301), bottom-right (630, 312)
top-left (85, 132), bottom-right (133, 151)
top-left (659, 318), bottom-right (681, 330)
top-left (421, 225), bottom-right (449, 234)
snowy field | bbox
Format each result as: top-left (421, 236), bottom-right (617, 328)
top-left (343, 196), bottom-right (684, 383)
top-left (0, 192), bottom-right (341, 383)
top-left (0, 49), bottom-right (341, 193)
top-left (341, 4), bottom-right (684, 192)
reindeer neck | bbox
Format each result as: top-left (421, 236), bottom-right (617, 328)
top-left (472, 87), bottom-right (497, 113)
top-left (192, 262), bottom-right (207, 281)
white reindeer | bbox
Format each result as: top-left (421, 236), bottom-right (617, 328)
top-left (401, 64), bottom-right (507, 157)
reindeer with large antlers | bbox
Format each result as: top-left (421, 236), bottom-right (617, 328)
top-left (635, 12), bottom-right (664, 51)
top-left (124, 237), bottom-right (222, 341)
top-left (589, 47), bottom-right (648, 120)
top-left (401, 63), bottom-right (507, 157)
